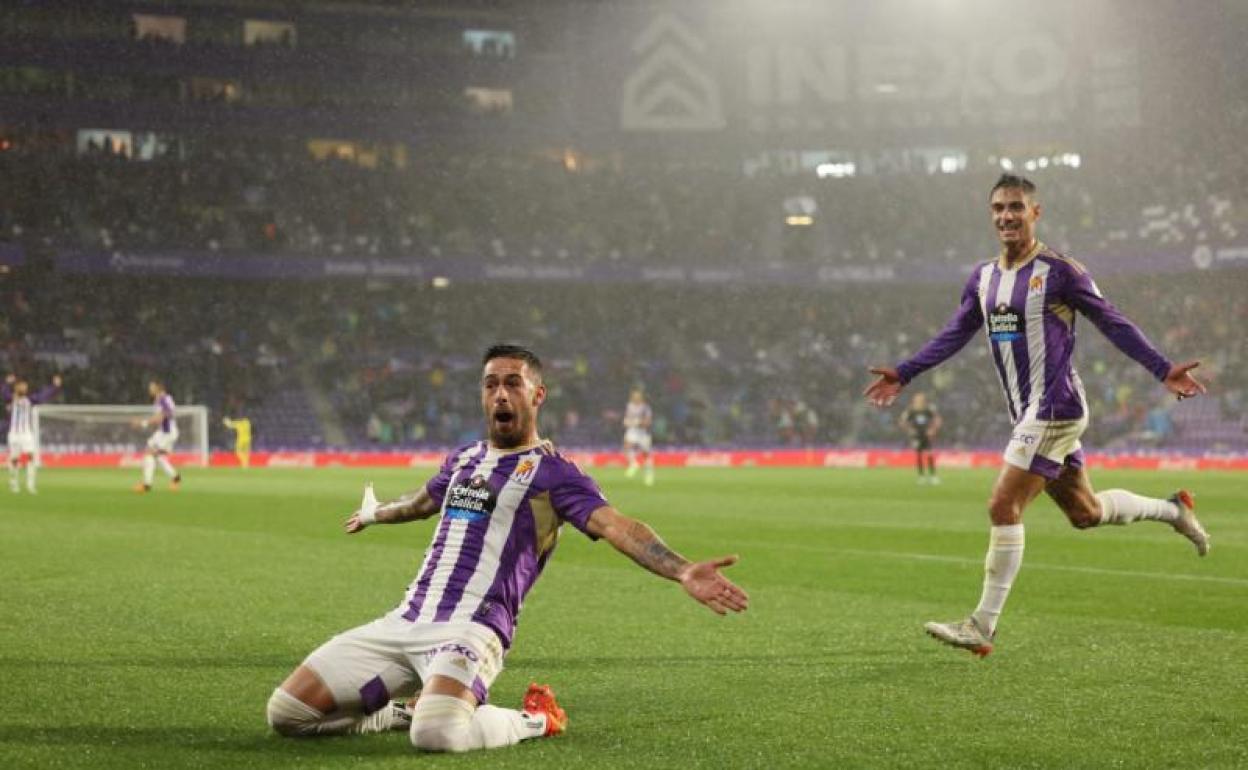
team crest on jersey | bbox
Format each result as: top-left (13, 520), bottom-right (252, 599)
top-left (1028, 275), bottom-right (1045, 295)
top-left (511, 458), bottom-right (537, 484)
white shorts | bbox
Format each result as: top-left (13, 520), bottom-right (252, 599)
top-left (147, 428), bottom-right (179, 453)
top-left (303, 616), bottom-right (505, 715)
top-left (624, 428), bottom-right (652, 451)
top-left (1003, 416), bottom-right (1088, 480)
top-left (7, 432), bottom-right (35, 458)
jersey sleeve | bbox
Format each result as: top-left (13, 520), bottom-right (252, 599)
top-left (547, 459), bottom-right (609, 540)
top-left (1062, 264), bottom-right (1172, 381)
top-left (423, 449), bottom-right (461, 507)
top-left (895, 271), bottom-right (985, 385)
top-left (31, 384), bottom-right (61, 405)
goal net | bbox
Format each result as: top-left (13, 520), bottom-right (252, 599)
top-left (32, 405), bottom-right (210, 466)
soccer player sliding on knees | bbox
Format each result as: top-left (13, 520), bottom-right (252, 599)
top-left (267, 345), bottom-right (748, 751)
top-left (863, 174), bottom-right (1210, 658)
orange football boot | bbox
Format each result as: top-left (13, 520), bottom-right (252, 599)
top-left (522, 683), bottom-right (567, 737)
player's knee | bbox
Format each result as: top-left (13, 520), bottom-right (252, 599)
top-left (266, 688), bottom-right (323, 737)
top-left (986, 496), bottom-right (1021, 525)
top-left (409, 695), bottom-right (474, 752)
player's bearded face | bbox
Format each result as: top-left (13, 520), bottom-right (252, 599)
top-left (481, 359), bottom-right (545, 449)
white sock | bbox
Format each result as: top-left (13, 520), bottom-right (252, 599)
top-left (158, 456), bottom-right (178, 479)
top-left (26, 462), bottom-right (36, 491)
top-left (1095, 489), bottom-right (1179, 525)
top-left (143, 455), bottom-right (156, 485)
top-left (410, 694), bottom-right (545, 753)
top-left (971, 524), bottom-right (1025, 635)
top-left (469, 704), bottom-right (547, 748)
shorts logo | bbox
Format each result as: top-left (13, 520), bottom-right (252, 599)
top-left (429, 643), bottom-right (480, 663)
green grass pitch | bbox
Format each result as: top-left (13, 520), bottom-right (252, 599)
top-left (3, 466), bottom-right (1246, 769)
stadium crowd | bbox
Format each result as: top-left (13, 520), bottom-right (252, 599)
top-left (3, 268), bottom-right (1245, 452)
top-left (2, 120), bottom-right (1245, 268)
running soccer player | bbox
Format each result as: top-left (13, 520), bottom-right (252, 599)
top-left (267, 345), bottom-right (748, 752)
top-left (4, 373), bottom-right (62, 494)
top-left (898, 392), bottom-right (942, 484)
top-left (222, 415), bottom-right (252, 468)
top-left (133, 380), bottom-right (182, 492)
top-left (622, 387), bottom-right (655, 485)
top-left (864, 174), bottom-right (1210, 657)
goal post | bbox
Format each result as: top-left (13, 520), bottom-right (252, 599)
top-left (32, 405), bottom-right (211, 466)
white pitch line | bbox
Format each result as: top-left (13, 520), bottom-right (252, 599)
top-left (758, 543), bottom-right (1248, 588)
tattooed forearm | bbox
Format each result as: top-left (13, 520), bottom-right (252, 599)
top-left (621, 519), bottom-right (690, 581)
top-left (376, 488), bottom-right (438, 524)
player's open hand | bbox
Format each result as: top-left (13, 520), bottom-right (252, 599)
top-left (1165, 360), bottom-right (1206, 401)
top-left (343, 510), bottom-right (368, 534)
top-left (678, 556), bottom-right (749, 616)
top-left (864, 366), bottom-right (903, 408)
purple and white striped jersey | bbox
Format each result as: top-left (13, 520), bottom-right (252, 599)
top-left (896, 242), bottom-right (1171, 424)
top-left (5, 383), bottom-right (60, 436)
top-left (624, 401), bottom-right (652, 430)
top-left (154, 394), bottom-right (176, 432)
top-left (393, 440), bottom-right (608, 648)
top-left (8, 396), bottom-right (34, 436)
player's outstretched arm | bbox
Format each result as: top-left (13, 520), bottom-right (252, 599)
top-left (864, 367), bottom-right (903, 408)
top-left (32, 375), bottom-right (63, 404)
top-left (344, 485), bottom-right (440, 533)
top-left (586, 505), bottom-right (749, 616)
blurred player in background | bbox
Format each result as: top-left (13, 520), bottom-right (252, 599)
top-left (4, 373), bottom-right (62, 494)
top-left (267, 345), bottom-right (747, 752)
top-left (898, 392), bottom-right (942, 485)
top-left (223, 415), bottom-right (252, 468)
top-left (864, 174), bottom-right (1209, 657)
top-left (622, 387), bottom-right (655, 486)
top-left (133, 380), bottom-right (182, 492)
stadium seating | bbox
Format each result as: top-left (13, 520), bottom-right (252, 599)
top-left (3, 270), bottom-right (1243, 453)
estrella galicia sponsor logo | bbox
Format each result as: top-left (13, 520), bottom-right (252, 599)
top-left (444, 475), bottom-right (496, 523)
top-left (988, 303), bottom-right (1024, 342)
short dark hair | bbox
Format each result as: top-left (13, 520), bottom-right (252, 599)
top-left (990, 173), bottom-right (1037, 199)
top-left (482, 344), bottom-right (542, 377)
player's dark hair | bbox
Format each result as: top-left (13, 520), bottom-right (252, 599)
top-left (482, 344), bottom-right (543, 377)
top-left (990, 173), bottom-right (1037, 199)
